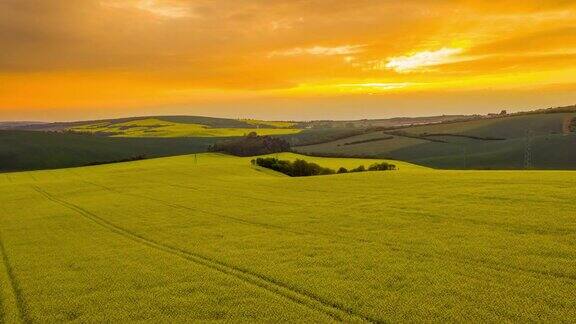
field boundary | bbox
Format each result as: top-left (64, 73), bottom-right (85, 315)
top-left (420, 133), bottom-right (506, 141)
top-left (32, 186), bottom-right (378, 323)
top-left (0, 231), bottom-right (30, 323)
top-left (339, 136), bottom-right (394, 146)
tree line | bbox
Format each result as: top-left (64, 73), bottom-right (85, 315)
top-left (252, 157), bottom-right (396, 177)
top-left (209, 132), bottom-right (290, 156)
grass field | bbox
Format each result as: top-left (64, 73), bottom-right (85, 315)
top-left (295, 113), bottom-right (576, 169)
top-left (8, 116), bottom-right (300, 132)
top-left (7, 112), bottom-right (575, 172)
top-left (70, 118), bottom-right (301, 137)
top-left (0, 153), bottom-right (574, 322)
top-left (241, 119), bottom-right (297, 129)
top-left (0, 128), bottom-right (371, 172)
top-left (0, 130), bottom-right (221, 172)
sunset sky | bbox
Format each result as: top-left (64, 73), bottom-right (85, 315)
top-left (1, 0), bottom-right (575, 121)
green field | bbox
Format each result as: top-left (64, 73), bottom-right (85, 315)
top-left (5, 112), bottom-right (575, 172)
top-left (1, 153), bottom-right (574, 322)
top-left (0, 130), bottom-right (222, 172)
top-left (70, 118), bottom-right (301, 138)
top-left (295, 113), bottom-right (576, 169)
top-left (0, 126), bottom-right (367, 173)
top-left (241, 119), bottom-right (297, 129)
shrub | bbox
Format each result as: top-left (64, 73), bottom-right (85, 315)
top-left (368, 162), bottom-right (396, 171)
top-left (253, 158), bottom-right (335, 177)
top-left (337, 167), bottom-right (348, 174)
top-left (350, 165), bottom-right (366, 172)
top-left (319, 167), bottom-right (336, 175)
top-left (253, 158), bottom-right (395, 177)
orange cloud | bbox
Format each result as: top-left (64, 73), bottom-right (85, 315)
top-left (0, 0), bottom-right (575, 120)
top-left (270, 45), bottom-right (366, 57)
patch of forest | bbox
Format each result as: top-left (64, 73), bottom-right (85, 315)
top-left (252, 157), bottom-right (396, 177)
top-left (209, 132), bottom-right (290, 156)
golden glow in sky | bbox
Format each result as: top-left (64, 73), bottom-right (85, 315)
top-left (384, 48), bottom-right (465, 73)
top-left (0, 0), bottom-right (575, 120)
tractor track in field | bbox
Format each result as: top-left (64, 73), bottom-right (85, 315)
top-left (31, 185), bottom-right (378, 323)
top-left (67, 168), bottom-right (295, 207)
top-left (27, 173), bottom-right (38, 183)
top-left (77, 179), bottom-right (576, 283)
top-left (79, 179), bottom-right (328, 239)
top-left (0, 231), bottom-right (31, 323)
top-left (79, 179), bottom-right (373, 244)
top-left (68, 168), bottom-right (576, 283)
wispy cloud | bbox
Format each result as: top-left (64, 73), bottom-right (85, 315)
top-left (2, 0), bottom-right (576, 117)
top-left (270, 45), bottom-right (366, 57)
top-left (102, 0), bottom-right (193, 18)
top-left (380, 48), bottom-right (464, 73)
top-left (338, 82), bottom-right (412, 90)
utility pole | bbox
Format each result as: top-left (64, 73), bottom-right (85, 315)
top-left (524, 129), bottom-right (533, 170)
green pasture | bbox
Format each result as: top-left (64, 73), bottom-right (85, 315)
top-left (0, 130), bottom-right (220, 172)
top-left (241, 119), bottom-right (297, 129)
top-left (70, 118), bottom-right (301, 138)
top-left (0, 153), bottom-right (574, 322)
top-left (398, 113), bottom-right (575, 138)
top-left (295, 113), bottom-right (576, 169)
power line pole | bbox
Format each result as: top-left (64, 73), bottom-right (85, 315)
top-left (524, 129), bottom-right (533, 170)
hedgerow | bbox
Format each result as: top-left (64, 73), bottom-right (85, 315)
top-left (252, 157), bottom-right (395, 177)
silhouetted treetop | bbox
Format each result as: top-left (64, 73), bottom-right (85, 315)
top-left (252, 157), bottom-right (395, 177)
top-left (209, 133), bottom-right (290, 156)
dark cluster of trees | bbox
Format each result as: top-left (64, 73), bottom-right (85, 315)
top-left (252, 157), bottom-right (396, 177)
top-left (253, 158), bottom-right (335, 176)
top-left (209, 132), bottom-right (290, 156)
top-left (337, 162), bottom-right (396, 173)
top-left (84, 155), bottom-right (147, 166)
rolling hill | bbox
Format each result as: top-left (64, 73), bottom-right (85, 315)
top-left (0, 130), bottom-right (221, 172)
top-left (0, 122), bottom-right (45, 129)
top-left (3, 115), bottom-right (285, 132)
top-left (2, 114), bottom-right (475, 132)
top-left (69, 118), bottom-right (301, 138)
top-left (294, 112), bottom-right (576, 169)
top-left (5, 115), bottom-right (302, 137)
top-left (1, 107), bottom-right (575, 172)
top-left (0, 116), bottom-right (303, 172)
top-left (0, 153), bottom-right (574, 322)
